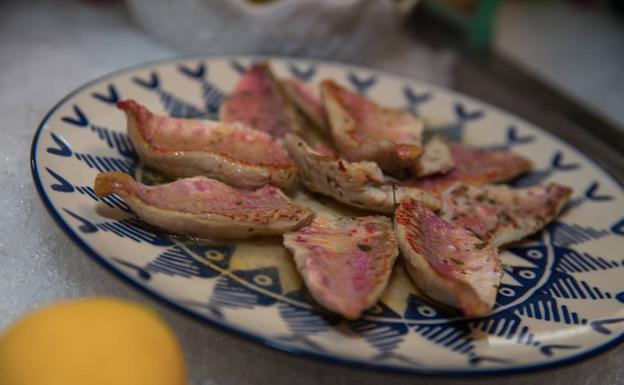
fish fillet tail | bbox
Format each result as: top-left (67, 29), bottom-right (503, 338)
top-left (117, 99), bottom-right (150, 123)
top-left (94, 171), bottom-right (133, 197)
top-left (449, 279), bottom-right (491, 317)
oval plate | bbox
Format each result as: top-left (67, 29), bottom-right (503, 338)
top-left (30, 56), bottom-right (624, 375)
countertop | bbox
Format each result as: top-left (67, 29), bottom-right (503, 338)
top-left (495, 0), bottom-right (624, 130)
top-left (1, 1), bottom-right (622, 384)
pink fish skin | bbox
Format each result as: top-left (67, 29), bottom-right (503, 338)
top-left (395, 199), bottom-right (502, 317)
top-left (282, 78), bottom-right (329, 132)
top-left (118, 99), bottom-right (295, 190)
top-left (283, 214), bottom-right (398, 319)
top-left (412, 144), bottom-right (531, 195)
top-left (441, 182), bottom-right (573, 247)
top-left (94, 172), bottom-right (314, 239)
top-left (321, 80), bottom-right (424, 175)
top-left (219, 63), bottom-right (304, 138)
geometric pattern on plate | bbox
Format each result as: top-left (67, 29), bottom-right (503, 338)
top-left (31, 56), bottom-right (624, 375)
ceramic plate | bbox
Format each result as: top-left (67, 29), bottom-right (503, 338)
top-left (30, 56), bottom-right (624, 375)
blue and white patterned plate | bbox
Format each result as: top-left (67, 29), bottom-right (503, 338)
top-left (30, 56), bottom-right (624, 375)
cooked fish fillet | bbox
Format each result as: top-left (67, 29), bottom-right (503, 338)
top-left (219, 63), bottom-right (304, 138)
top-left (395, 199), bottom-right (502, 317)
top-left (440, 183), bottom-right (573, 247)
top-left (283, 213), bottom-right (398, 319)
top-left (413, 135), bottom-right (455, 177)
top-left (321, 80), bottom-right (424, 175)
top-left (285, 134), bottom-right (439, 213)
top-left (94, 172), bottom-right (314, 239)
top-left (413, 143), bottom-right (531, 195)
top-left (117, 99), bottom-right (295, 190)
top-left (282, 78), bottom-right (328, 132)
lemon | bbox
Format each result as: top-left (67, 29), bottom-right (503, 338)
top-left (0, 297), bottom-right (187, 385)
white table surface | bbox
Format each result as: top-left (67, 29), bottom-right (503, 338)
top-left (1, 1), bottom-right (622, 384)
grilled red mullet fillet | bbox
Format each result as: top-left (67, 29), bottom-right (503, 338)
top-left (413, 143), bottom-right (531, 195)
top-left (117, 99), bottom-right (295, 189)
top-left (282, 78), bottom-right (329, 132)
top-left (285, 134), bottom-right (439, 213)
top-left (441, 183), bottom-right (573, 247)
top-left (94, 172), bottom-right (314, 239)
top-left (283, 213), bottom-right (398, 319)
top-left (395, 199), bottom-right (502, 317)
top-left (413, 135), bottom-right (455, 177)
top-left (321, 80), bottom-right (424, 174)
top-left (219, 63), bottom-right (304, 138)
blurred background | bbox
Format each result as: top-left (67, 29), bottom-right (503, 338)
top-left (1, 0), bottom-right (622, 152)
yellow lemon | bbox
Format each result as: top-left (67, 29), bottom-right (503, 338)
top-left (0, 297), bottom-right (187, 385)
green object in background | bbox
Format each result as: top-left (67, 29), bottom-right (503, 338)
top-left (468, 0), bottom-right (501, 50)
top-left (422, 0), bottom-right (501, 50)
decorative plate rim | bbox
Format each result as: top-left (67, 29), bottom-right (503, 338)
top-left (30, 54), bottom-right (624, 376)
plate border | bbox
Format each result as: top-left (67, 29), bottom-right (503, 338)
top-left (30, 54), bottom-right (624, 376)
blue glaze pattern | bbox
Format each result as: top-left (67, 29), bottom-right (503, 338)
top-left (30, 56), bottom-right (624, 376)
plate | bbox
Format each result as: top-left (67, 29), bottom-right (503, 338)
top-left (30, 55), bottom-right (624, 375)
